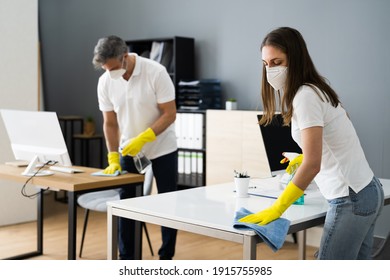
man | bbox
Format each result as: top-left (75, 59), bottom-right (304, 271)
top-left (92, 35), bottom-right (178, 260)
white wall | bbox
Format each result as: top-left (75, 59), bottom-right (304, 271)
top-left (0, 0), bottom-right (39, 226)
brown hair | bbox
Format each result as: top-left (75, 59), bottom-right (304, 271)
top-left (260, 27), bottom-right (340, 125)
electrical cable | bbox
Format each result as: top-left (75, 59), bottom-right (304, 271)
top-left (21, 160), bottom-right (58, 199)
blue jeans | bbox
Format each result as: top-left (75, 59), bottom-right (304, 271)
top-left (118, 150), bottom-right (178, 260)
top-left (318, 177), bottom-right (384, 259)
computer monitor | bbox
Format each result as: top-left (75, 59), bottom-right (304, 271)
top-left (257, 114), bottom-right (302, 176)
top-left (0, 109), bottom-right (72, 176)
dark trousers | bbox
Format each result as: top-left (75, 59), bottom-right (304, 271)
top-left (118, 150), bottom-right (178, 259)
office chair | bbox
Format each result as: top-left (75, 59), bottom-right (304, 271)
top-left (77, 168), bottom-right (154, 258)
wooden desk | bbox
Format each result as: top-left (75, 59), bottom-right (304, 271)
top-left (0, 164), bottom-right (144, 260)
top-left (107, 178), bottom-right (390, 260)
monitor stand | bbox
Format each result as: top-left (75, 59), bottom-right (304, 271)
top-left (21, 155), bottom-right (54, 177)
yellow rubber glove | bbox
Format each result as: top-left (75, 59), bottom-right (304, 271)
top-left (238, 181), bottom-right (304, 225)
top-left (121, 128), bottom-right (156, 157)
top-left (103, 152), bottom-right (122, 174)
top-left (285, 154), bottom-right (303, 175)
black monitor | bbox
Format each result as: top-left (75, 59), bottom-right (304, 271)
top-left (257, 114), bottom-right (302, 176)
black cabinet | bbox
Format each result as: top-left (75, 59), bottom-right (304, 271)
top-left (125, 36), bottom-right (195, 106)
top-left (126, 37), bottom-right (201, 189)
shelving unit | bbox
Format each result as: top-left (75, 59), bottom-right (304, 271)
top-left (177, 79), bottom-right (222, 110)
top-left (125, 36), bottom-right (195, 107)
top-left (176, 109), bottom-right (206, 189)
top-left (126, 37), bottom-right (204, 189)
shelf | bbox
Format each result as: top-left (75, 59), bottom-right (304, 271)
top-left (125, 37), bottom-right (202, 189)
top-left (176, 110), bottom-right (206, 188)
top-left (177, 147), bottom-right (206, 153)
top-left (125, 36), bottom-right (195, 108)
top-left (177, 79), bottom-right (222, 110)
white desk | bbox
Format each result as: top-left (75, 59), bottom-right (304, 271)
top-left (107, 178), bottom-right (390, 260)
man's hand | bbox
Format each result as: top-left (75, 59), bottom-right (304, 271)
top-left (121, 128), bottom-right (156, 157)
top-left (103, 152), bottom-right (122, 174)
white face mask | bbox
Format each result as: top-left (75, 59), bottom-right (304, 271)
top-left (108, 68), bottom-right (126, 80)
top-left (266, 65), bottom-right (288, 91)
top-left (108, 57), bottom-right (126, 80)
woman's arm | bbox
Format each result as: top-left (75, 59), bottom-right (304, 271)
top-left (292, 126), bottom-right (323, 190)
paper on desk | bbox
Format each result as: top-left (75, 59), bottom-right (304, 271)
top-left (248, 176), bottom-right (320, 199)
top-left (91, 170), bottom-right (128, 177)
top-left (247, 176), bottom-right (284, 199)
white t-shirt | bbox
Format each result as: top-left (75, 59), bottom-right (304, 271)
top-left (291, 85), bottom-right (373, 200)
top-left (97, 53), bottom-right (177, 159)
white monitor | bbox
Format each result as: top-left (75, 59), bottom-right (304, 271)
top-left (0, 109), bottom-right (72, 176)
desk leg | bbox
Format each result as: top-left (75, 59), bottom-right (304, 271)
top-left (134, 220), bottom-right (142, 260)
top-left (297, 230), bottom-right (307, 260)
top-left (242, 235), bottom-right (257, 260)
top-left (68, 192), bottom-right (77, 260)
top-left (37, 189), bottom-right (44, 254)
top-left (134, 184), bottom-right (143, 260)
top-left (3, 189), bottom-right (44, 260)
top-left (107, 206), bottom-right (118, 260)
top-left (106, 184), bottom-right (143, 260)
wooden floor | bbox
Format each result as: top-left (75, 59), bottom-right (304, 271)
top-left (0, 192), bottom-right (318, 260)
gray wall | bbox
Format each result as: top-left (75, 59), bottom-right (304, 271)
top-left (39, 0), bottom-right (390, 179)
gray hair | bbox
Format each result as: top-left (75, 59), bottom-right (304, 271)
top-left (92, 35), bottom-right (128, 69)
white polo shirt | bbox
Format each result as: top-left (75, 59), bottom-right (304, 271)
top-left (97, 53), bottom-right (177, 159)
top-left (291, 85), bottom-right (373, 200)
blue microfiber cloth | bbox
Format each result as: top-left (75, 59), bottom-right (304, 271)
top-left (91, 170), bottom-right (128, 177)
top-left (233, 207), bottom-right (290, 252)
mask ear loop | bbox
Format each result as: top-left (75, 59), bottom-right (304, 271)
top-left (121, 56), bottom-right (125, 68)
top-left (121, 55), bottom-right (128, 76)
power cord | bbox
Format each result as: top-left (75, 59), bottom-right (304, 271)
top-left (21, 160), bottom-right (58, 199)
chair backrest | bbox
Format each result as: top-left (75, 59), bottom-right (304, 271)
top-left (77, 168), bottom-right (154, 212)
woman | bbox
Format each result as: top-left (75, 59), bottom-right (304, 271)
top-left (239, 27), bottom-right (384, 259)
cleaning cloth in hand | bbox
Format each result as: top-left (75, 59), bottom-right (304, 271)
top-left (91, 170), bottom-right (128, 177)
top-left (233, 207), bottom-right (290, 252)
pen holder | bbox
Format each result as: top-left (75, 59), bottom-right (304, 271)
top-left (234, 177), bottom-right (250, 198)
